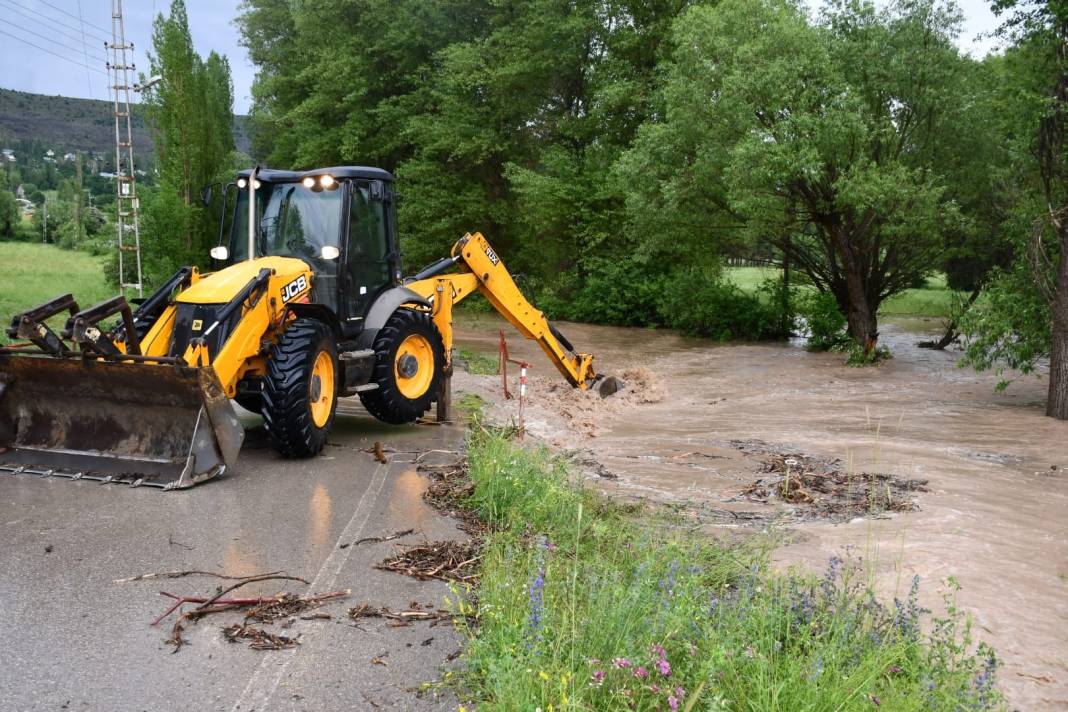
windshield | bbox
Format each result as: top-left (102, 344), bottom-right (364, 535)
top-left (230, 181), bottom-right (343, 271)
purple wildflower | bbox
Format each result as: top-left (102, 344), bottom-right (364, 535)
top-left (657, 658), bottom-right (672, 676)
top-left (612, 657), bottom-right (632, 669)
top-left (590, 669), bottom-right (605, 686)
top-left (652, 643), bottom-right (666, 659)
top-left (667, 695), bottom-right (679, 710)
top-left (675, 686), bottom-right (685, 698)
top-left (633, 666), bottom-right (648, 679)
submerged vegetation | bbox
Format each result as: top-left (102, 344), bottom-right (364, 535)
top-left (452, 429), bottom-right (1003, 710)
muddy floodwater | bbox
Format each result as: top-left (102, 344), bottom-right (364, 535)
top-left (453, 312), bottom-right (1068, 710)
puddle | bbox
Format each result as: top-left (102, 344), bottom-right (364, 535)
top-left (452, 311), bottom-right (1068, 709)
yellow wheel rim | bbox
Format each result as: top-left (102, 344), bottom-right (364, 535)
top-left (310, 350), bottom-right (335, 428)
top-left (394, 334), bottom-right (434, 400)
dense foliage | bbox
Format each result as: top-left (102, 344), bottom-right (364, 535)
top-left (137, 0), bottom-right (241, 285)
top-left (83, 0), bottom-right (1042, 417)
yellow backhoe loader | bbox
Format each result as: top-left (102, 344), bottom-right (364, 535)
top-left (0, 166), bottom-right (602, 489)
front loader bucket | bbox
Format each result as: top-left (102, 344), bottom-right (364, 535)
top-left (0, 356), bottom-right (244, 489)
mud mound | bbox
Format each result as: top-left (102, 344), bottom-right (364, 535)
top-left (742, 453), bottom-right (928, 522)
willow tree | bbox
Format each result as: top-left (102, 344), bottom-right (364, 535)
top-left (621, 0), bottom-right (970, 350)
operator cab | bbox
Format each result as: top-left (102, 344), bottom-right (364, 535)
top-left (213, 166), bottom-right (402, 336)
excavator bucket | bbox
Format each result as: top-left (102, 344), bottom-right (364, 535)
top-left (0, 356), bottom-right (244, 489)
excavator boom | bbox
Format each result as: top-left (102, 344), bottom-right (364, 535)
top-left (405, 232), bottom-right (599, 389)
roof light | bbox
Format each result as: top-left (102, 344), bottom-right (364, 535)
top-left (302, 176), bottom-right (316, 189)
top-left (319, 174), bottom-right (335, 189)
top-left (253, 179), bottom-right (261, 189)
top-left (237, 178), bottom-right (247, 189)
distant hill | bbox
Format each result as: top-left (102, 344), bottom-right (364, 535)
top-left (0, 88), bottom-right (251, 157)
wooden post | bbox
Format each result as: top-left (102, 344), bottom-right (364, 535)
top-left (437, 364), bottom-right (452, 423)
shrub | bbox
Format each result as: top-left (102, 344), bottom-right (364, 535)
top-left (658, 269), bottom-right (784, 340)
top-left (799, 291), bottom-right (849, 350)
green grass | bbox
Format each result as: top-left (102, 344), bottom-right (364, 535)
top-left (456, 346), bottom-right (499, 376)
top-left (0, 241), bottom-right (113, 343)
top-left (726, 266), bottom-right (780, 292)
top-left (726, 268), bottom-right (958, 319)
top-left (453, 430), bottom-right (1004, 710)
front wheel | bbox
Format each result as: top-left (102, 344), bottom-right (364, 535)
top-left (262, 318), bottom-right (339, 457)
top-left (359, 309), bottom-right (445, 425)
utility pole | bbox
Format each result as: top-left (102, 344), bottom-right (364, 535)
top-left (107, 0), bottom-right (143, 298)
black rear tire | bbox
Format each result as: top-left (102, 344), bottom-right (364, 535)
top-left (262, 318), bottom-right (339, 457)
top-left (359, 309), bottom-right (445, 425)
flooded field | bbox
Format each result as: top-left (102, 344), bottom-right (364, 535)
top-left (453, 313), bottom-right (1067, 710)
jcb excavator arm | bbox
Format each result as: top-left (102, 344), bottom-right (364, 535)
top-left (404, 232), bottom-right (599, 389)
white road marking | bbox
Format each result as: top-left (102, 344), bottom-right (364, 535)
top-left (229, 461), bottom-right (390, 711)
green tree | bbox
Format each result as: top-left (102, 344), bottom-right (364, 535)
top-left (140, 0), bottom-right (235, 283)
top-left (620, 0), bottom-right (971, 351)
top-left (960, 0), bottom-right (1068, 418)
top-left (0, 188), bottom-right (19, 238)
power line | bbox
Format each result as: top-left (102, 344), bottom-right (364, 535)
top-left (0, 0), bottom-right (109, 56)
top-left (4, 18), bottom-right (108, 63)
top-left (37, 0), bottom-right (110, 35)
top-left (0, 0), bottom-right (111, 44)
top-left (0, 28), bottom-right (108, 76)
top-left (76, 0), bottom-right (98, 101)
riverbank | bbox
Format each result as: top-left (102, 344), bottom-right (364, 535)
top-left (451, 313), bottom-right (1066, 709)
top-left (451, 426), bottom-right (1000, 710)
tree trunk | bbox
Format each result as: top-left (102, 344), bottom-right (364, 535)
top-left (1047, 224), bottom-right (1068, 419)
top-left (830, 226), bottom-right (878, 350)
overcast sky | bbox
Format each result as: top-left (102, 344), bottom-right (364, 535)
top-left (0, 0), bottom-right (1004, 117)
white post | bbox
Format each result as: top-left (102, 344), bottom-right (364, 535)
top-left (247, 166), bottom-right (258, 261)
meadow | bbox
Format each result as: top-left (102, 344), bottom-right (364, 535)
top-left (727, 267), bottom-right (957, 319)
top-left (0, 242), bottom-right (112, 343)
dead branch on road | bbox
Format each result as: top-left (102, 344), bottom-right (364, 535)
top-left (222, 624), bottom-right (300, 650)
top-left (348, 604), bottom-right (452, 626)
top-left (375, 540), bottom-right (481, 583)
top-left (115, 569), bottom-right (295, 584)
top-left (339, 528), bottom-right (415, 549)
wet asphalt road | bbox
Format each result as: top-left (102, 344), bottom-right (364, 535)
top-left (0, 399), bottom-right (467, 712)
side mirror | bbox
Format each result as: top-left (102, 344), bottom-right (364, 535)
top-left (200, 183), bottom-right (214, 207)
top-left (320, 245), bottom-right (340, 260)
top-left (210, 245), bottom-right (229, 260)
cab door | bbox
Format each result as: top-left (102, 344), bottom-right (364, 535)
top-left (343, 181), bottom-right (393, 325)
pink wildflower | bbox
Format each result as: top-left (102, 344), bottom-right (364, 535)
top-left (590, 670), bottom-right (606, 686)
top-left (668, 695), bottom-right (680, 711)
top-left (675, 686), bottom-right (685, 698)
top-left (632, 666), bottom-right (648, 679)
top-left (649, 684), bottom-right (660, 694)
top-left (657, 658), bottom-right (672, 676)
top-left (652, 643), bottom-right (666, 659)
top-left (612, 657), bottom-right (632, 669)
top-left (588, 658), bottom-right (601, 666)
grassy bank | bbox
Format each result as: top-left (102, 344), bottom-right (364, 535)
top-left (726, 267), bottom-right (956, 319)
top-left (454, 430), bottom-right (1002, 710)
top-left (0, 241), bottom-right (112, 343)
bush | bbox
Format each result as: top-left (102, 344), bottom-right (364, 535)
top-left (658, 269), bottom-right (786, 340)
top-left (799, 291), bottom-right (849, 350)
top-left (536, 256), bottom-right (670, 327)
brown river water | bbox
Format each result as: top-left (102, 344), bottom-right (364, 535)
top-left (453, 313), bottom-right (1067, 710)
